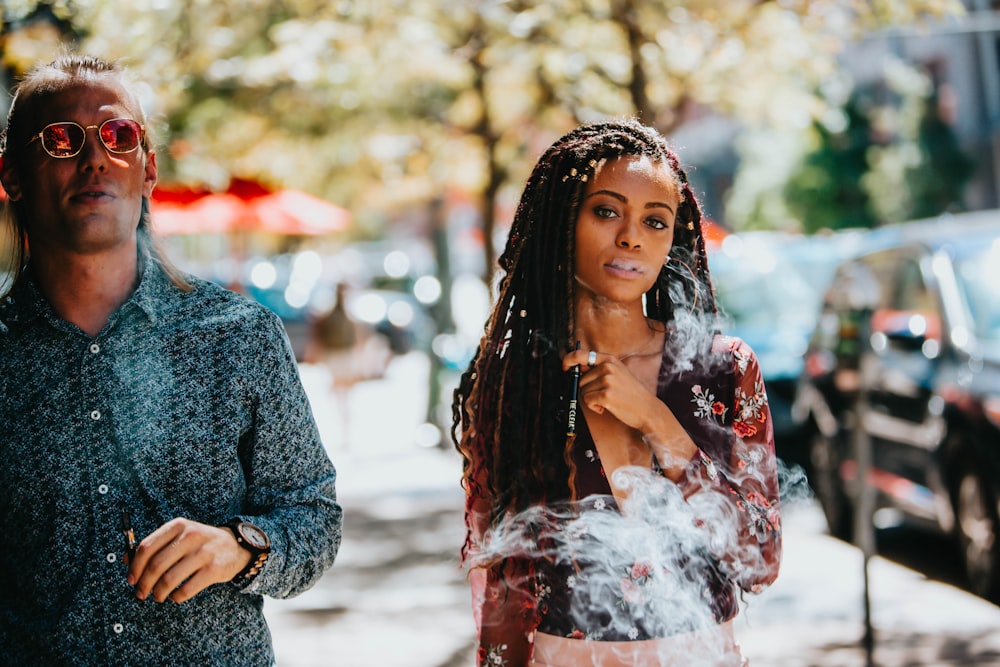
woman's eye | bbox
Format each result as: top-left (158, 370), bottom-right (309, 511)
top-left (594, 206), bottom-right (617, 219)
top-left (645, 217), bottom-right (668, 230)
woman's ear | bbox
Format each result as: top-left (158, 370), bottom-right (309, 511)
top-left (0, 157), bottom-right (23, 202)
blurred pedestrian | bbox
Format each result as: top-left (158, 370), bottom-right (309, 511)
top-left (310, 282), bottom-right (391, 388)
top-left (0, 54), bottom-right (342, 665)
top-left (307, 281), bottom-right (391, 448)
top-left (452, 119), bottom-right (782, 666)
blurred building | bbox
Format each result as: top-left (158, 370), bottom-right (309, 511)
top-left (841, 0), bottom-right (1000, 211)
top-left (675, 1), bottom-right (1000, 227)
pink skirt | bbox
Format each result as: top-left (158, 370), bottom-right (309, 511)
top-left (528, 620), bottom-right (745, 667)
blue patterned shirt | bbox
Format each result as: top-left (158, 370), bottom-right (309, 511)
top-left (0, 259), bottom-right (342, 666)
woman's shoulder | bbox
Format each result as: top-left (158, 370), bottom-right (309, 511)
top-left (710, 333), bottom-right (761, 377)
top-left (711, 333), bottom-right (753, 355)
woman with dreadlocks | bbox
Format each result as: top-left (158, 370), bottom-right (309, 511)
top-left (453, 119), bottom-right (781, 666)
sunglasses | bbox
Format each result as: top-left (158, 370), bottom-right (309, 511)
top-left (28, 118), bottom-right (145, 159)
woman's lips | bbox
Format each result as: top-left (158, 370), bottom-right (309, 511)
top-left (604, 259), bottom-right (644, 278)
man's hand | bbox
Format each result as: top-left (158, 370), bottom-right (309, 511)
top-left (127, 518), bottom-right (251, 603)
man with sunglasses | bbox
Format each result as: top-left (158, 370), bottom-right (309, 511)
top-left (0, 55), bottom-right (342, 665)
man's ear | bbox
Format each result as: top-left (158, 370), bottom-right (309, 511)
top-left (0, 157), bottom-right (23, 202)
top-left (142, 150), bottom-right (157, 199)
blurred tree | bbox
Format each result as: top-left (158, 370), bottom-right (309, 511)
top-left (0, 0), bottom-right (964, 275)
top-left (785, 99), bottom-right (879, 233)
top-left (787, 59), bottom-right (976, 232)
top-left (906, 88), bottom-right (976, 219)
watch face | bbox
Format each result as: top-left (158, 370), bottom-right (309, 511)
top-left (241, 523), bottom-right (270, 549)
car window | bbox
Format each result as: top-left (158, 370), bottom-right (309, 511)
top-left (858, 251), bottom-right (899, 312)
top-left (955, 241), bottom-right (1000, 344)
top-left (895, 258), bottom-right (938, 317)
top-left (710, 251), bottom-right (817, 329)
top-left (824, 255), bottom-right (884, 313)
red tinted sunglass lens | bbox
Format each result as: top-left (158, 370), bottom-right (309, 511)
top-left (41, 123), bottom-right (84, 157)
top-left (100, 119), bottom-right (141, 153)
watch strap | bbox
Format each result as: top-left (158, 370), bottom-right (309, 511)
top-left (224, 519), bottom-right (270, 584)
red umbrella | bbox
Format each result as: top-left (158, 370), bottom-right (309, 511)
top-left (149, 181), bottom-right (350, 237)
top-left (151, 192), bottom-right (248, 235)
top-left (242, 189), bottom-right (351, 235)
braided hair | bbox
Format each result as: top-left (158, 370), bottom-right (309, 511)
top-left (452, 118), bottom-right (718, 561)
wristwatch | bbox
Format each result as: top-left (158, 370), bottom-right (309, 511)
top-left (224, 519), bottom-right (271, 583)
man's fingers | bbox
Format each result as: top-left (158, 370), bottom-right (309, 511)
top-left (131, 521), bottom-right (192, 599)
top-left (168, 568), bottom-right (216, 604)
top-left (150, 551), bottom-right (206, 603)
top-left (131, 521), bottom-right (245, 603)
top-left (128, 519), bottom-right (184, 582)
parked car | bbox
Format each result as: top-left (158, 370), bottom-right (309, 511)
top-left (709, 230), bottom-right (868, 472)
top-left (793, 211), bottom-right (1000, 601)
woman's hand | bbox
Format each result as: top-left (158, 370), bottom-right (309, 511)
top-left (562, 348), bottom-right (661, 433)
top-left (127, 517), bottom-right (252, 603)
top-left (563, 348), bottom-right (698, 479)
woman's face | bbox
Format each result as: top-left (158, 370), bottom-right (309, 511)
top-left (573, 155), bottom-right (680, 305)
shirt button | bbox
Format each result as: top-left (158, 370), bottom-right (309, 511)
top-left (106, 552), bottom-right (117, 563)
top-left (90, 343), bottom-right (101, 354)
top-left (112, 623), bottom-right (124, 634)
top-left (90, 410), bottom-right (101, 421)
top-left (98, 484), bottom-right (109, 495)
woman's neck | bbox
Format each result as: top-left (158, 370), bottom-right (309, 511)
top-left (573, 293), bottom-right (663, 359)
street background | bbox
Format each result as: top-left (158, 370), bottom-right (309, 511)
top-left (2, 4), bottom-right (999, 666)
top-left (264, 353), bottom-right (1000, 667)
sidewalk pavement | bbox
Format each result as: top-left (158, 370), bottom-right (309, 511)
top-left (264, 355), bottom-right (1000, 666)
top-left (734, 502), bottom-right (1000, 667)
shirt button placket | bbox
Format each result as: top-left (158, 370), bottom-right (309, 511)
top-left (84, 335), bottom-right (121, 645)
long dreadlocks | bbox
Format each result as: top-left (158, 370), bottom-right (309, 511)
top-left (452, 119), bottom-right (718, 561)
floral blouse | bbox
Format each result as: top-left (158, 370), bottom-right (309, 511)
top-left (470, 335), bottom-right (782, 666)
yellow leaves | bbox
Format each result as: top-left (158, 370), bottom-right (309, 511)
top-left (0, 0), bottom-right (967, 238)
top-left (0, 21), bottom-right (63, 74)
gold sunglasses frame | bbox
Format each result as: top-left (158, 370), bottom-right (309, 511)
top-left (28, 118), bottom-right (145, 159)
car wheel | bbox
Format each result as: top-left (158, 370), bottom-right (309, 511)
top-left (955, 461), bottom-right (1000, 602)
top-left (809, 427), bottom-right (853, 541)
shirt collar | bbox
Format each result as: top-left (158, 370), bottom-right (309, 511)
top-left (0, 257), bottom-right (176, 329)
top-left (129, 258), bottom-right (174, 325)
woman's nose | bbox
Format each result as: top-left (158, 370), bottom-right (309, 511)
top-left (616, 218), bottom-right (641, 249)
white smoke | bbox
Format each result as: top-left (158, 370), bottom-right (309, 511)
top-left (472, 465), bottom-right (765, 664)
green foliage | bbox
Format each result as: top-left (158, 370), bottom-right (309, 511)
top-left (906, 91), bottom-right (975, 219)
top-left (785, 101), bottom-right (878, 233)
top-left (785, 69), bottom-right (975, 233)
top-left (1, 0), bottom-right (966, 256)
